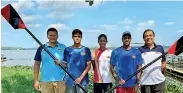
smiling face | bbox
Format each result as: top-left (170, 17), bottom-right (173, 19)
top-left (143, 30), bottom-right (155, 46)
top-left (122, 35), bottom-right (131, 46)
top-left (47, 31), bottom-right (58, 43)
top-left (99, 36), bottom-right (107, 48)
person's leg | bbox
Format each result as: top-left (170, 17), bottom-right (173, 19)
top-left (66, 86), bottom-right (75, 93)
top-left (152, 82), bottom-right (165, 93)
top-left (140, 85), bottom-right (151, 93)
top-left (94, 83), bottom-right (103, 93)
top-left (40, 82), bottom-right (54, 93)
top-left (76, 85), bottom-right (88, 93)
top-left (103, 83), bottom-right (113, 93)
top-left (116, 87), bottom-right (126, 93)
top-left (55, 81), bottom-right (66, 93)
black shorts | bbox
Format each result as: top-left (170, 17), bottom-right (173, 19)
top-left (94, 83), bottom-right (113, 93)
top-left (140, 81), bottom-right (165, 93)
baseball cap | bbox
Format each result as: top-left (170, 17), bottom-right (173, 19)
top-left (122, 31), bottom-right (131, 37)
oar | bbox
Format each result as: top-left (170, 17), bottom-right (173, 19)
top-left (105, 36), bottom-right (183, 93)
top-left (1, 4), bottom-right (87, 93)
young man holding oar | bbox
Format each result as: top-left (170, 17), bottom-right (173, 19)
top-left (110, 31), bottom-right (143, 93)
top-left (139, 29), bottom-right (166, 93)
top-left (63, 29), bottom-right (92, 93)
top-left (34, 28), bottom-right (67, 93)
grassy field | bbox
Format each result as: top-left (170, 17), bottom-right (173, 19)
top-left (1, 66), bottom-right (183, 93)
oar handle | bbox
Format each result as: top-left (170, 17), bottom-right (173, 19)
top-left (105, 52), bottom-right (168, 93)
top-left (25, 28), bottom-right (87, 93)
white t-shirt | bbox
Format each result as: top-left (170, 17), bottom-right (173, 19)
top-left (140, 51), bottom-right (165, 85)
top-left (93, 48), bottom-right (112, 83)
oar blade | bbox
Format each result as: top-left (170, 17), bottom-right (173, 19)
top-left (1, 4), bottom-right (26, 29)
top-left (168, 36), bottom-right (183, 56)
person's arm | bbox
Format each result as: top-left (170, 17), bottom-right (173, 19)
top-left (136, 50), bottom-right (143, 84)
top-left (33, 47), bottom-right (42, 90)
top-left (34, 61), bottom-right (41, 83)
top-left (91, 49), bottom-right (96, 69)
top-left (110, 50), bottom-right (125, 85)
top-left (162, 61), bottom-right (166, 75)
top-left (75, 48), bottom-right (92, 84)
top-left (75, 61), bottom-right (91, 84)
top-left (161, 46), bottom-right (166, 75)
top-left (136, 65), bottom-right (142, 84)
top-left (134, 49), bottom-right (143, 93)
top-left (110, 65), bottom-right (118, 80)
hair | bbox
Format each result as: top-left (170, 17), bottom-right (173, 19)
top-left (47, 27), bottom-right (58, 35)
top-left (72, 29), bottom-right (82, 37)
top-left (143, 29), bottom-right (155, 38)
top-left (98, 34), bottom-right (108, 43)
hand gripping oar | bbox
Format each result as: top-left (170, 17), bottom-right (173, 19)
top-left (1, 4), bottom-right (87, 93)
top-left (105, 36), bottom-right (183, 93)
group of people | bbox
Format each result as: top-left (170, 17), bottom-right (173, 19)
top-left (33, 28), bottom-right (166, 93)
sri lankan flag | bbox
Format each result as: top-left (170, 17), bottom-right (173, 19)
top-left (168, 36), bottom-right (183, 56)
top-left (1, 4), bottom-right (26, 29)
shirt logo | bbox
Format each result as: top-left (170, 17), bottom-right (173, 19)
top-left (81, 52), bottom-right (86, 56)
top-left (132, 56), bottom-right (136, 59)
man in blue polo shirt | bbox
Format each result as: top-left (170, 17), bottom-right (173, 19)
top-left (110, 31), bottom-right (143, 93)
top-left (64, 29), bottom-right (91, 93)
top-left (139, 29), bottom-right (166, 93)
top-left (34, 28), bottom-right (66, 93)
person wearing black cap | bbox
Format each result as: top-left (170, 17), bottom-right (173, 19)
top-left (110, 31), bottom-right (143, 93)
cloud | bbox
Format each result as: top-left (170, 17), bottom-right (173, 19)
top-left (94, 24), bottom-right (117, 30)
top-left (123, 18), bottom-right (133, 25)
top-left (177, 30), bottom-right (183, 33)
top-left (11, 0), bottom-right (35, 13)
top-left (37, 1), bottom-right (88, 10)
top-left (27, 24), bottom-right (41, 28)
top-left (48, 11), bottom-right (74, 20)
top-left (21, 14), bottom-right (39, 23)
top-left (124, 26), bottom-right (130, 29)
top-left (138, 20), bottom-right (155, 26)
top-left (164, 22), bottom-right (175, 25)
top-left (137, 20), bottom-right (155, 30)
top-left (48, 23), bottom-right (71, 31)
top-left (86, 29), bottom-right (104, 33)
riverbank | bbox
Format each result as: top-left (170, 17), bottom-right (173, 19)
top-left (1, 66), bottom-right (183, 93)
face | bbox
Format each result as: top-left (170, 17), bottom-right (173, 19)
top-left (72, 33), bottom-right (82, 44)
top-left (122, 35), bottom-right (131, 46)
top-left (143, 31), bottom-right (155, 45)
top-left (99, 37), bottom-right (107, 48)
top-left (47, 31), bottom-right (58, 43)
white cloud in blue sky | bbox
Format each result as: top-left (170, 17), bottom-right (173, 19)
top-left (1, 1), bottom-right (183, 48)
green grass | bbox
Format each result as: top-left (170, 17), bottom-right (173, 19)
top-left (1, 66), bottom-right (40, 93)
top-left (1, 66), bottom-right (183, 93)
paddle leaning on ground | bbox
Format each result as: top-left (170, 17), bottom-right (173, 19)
top-left (105, 36), bottom-right (183, 93)
top-left (1, 4), bottom-right (87, 93)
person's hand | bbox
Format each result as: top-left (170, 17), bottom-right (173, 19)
top-left (75, 77), bottom-right (83, 84)
top-left (119, 79), bottom-right (125, 85)
top-left (133, 84), bottom-right (139, 93)
top-left (34, 81), bottom-right (40, 91)
top-left (54, 59), bottom-right (60, 66)
top-left (52, 82), bottom-right (58, 88)
top-left (62, 61), bottom-right (68, 68)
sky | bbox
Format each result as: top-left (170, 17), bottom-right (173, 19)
top-left (1, 0), bottom-right (183, 48)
